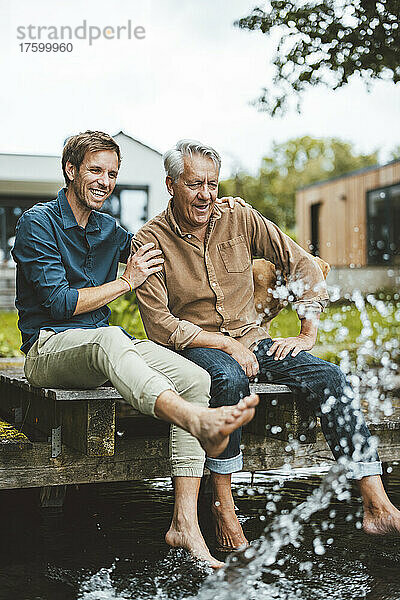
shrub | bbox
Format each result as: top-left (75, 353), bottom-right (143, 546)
top-left (109, 294), bottom-right (147, 339)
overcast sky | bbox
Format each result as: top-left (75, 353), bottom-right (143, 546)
top-left (1, 0), bottom-right (399, 178)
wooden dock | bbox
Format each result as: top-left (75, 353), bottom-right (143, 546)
top-left (1, 357), bottom-right (399, 503)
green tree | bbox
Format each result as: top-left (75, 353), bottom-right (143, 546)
top-left (390, 145), bottom-right (400, 160)
top-left (235, 0), bottom-right (400, 116)
top-left (219, 136), bottom-right (378, 230)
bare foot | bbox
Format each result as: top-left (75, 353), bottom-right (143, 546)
top-left (191, 394), bottom-right (259, 458)
top-left (363, 505), bottom-right (400, 535)
top-left (165, 522), bottom-right (224, 569)
top-left (212, 502), bottom-right (249, 551)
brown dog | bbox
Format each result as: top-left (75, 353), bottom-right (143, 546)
top-left (252, 256), bottom-right (330, 330)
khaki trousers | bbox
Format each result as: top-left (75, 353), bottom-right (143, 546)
top-left (25, 327), bottom-right (210, 477)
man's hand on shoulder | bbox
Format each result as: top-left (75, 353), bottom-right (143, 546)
top-left (216, 196), bottom-right (249, 209)
top-left (123, 242), bottom-right (164, 289)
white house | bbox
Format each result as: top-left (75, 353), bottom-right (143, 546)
top-left (0, 131), bottom-right (170, 261)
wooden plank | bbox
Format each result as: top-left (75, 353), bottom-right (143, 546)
top-left (0, 418), bottom-right (32, 452)
top-left (60, 399), bottom-right (115, 457)
top-left (0, 420), bottom-right (399, 490)
top-left (0, 437), bottom-right (170, 489)
top-left (250, 383), bottom-right (291, 394)
top-left (0, 369), bottom-right (292, 402)
top-left (48, 387), bottom-right (124, 401)
top-left (367, 416), bottom-right (400, 431)
top-left (0, 370), bottom-right (297, 429)
top-left (0, 376), bottom-right (25, 424)
top-left (17, 394), bottom-right (115, 457)
top-left (246, 389), bottom-right (317, 443)
top-left (19, 390), bottom-right (60, 440)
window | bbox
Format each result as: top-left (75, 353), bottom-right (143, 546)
top-left (0, 196), bottom-right (52, 263)
top-left (310, 203), bottom-right (321, 257)
top-left (120, 189), bottom-right (148, 233)
top-left (367, 184), bottom-right (400, 265)
top-left (102, 186), bottom-right (148, 233)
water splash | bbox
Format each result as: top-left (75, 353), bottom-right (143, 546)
top-left (77, 551), bottom-right (210, 600)
top-left (78, 564), bottom-right (129, 600)
top-left (192, 463), bottom-right (349, 600)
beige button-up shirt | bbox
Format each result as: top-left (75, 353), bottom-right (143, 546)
top-left (133, 201), bottom-right (329, 350)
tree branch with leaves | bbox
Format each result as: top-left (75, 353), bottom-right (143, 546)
top-left (235, 0), bottom-right (400, 116)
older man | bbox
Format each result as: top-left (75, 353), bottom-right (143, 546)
top-left (12, 131), bottom-right (258, 569)
top-left (135, 139), bottom-right (400, 550)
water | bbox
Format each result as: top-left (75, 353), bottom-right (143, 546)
top-left (1, 465), bottom-right (400, 600)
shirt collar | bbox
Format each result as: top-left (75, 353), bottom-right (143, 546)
top-left (58, 188), bottom-right (100, 232)
top-left (86, 211), bottom-right (101, 233)
top-left (165, 198), bottom-right (222, 237)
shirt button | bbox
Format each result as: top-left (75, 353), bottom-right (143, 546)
top-left (212, 282), bottom-right (216, 287)
top-left (221, 327), bottom-right (226, 332)
top-left (187, 234), bottom-right (191, 238)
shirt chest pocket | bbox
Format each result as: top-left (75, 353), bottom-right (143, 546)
top-left (217, 236), bottom-right (251, 273)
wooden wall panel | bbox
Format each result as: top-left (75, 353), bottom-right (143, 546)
top-left (295, 161), bottom-right (400, 267)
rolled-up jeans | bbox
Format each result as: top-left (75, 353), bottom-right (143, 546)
top-left (180, 337), bottom-right (382, 480)
top-left (25, 326), bottom-right (210, 478)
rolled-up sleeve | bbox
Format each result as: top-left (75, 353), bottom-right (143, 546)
top-left (132, 237), bottom-right (203, 349)
top-left (12, 213), bottom-right (79, 320)
top-left (116, 225), bottom-right (133, 263)
top-left (293, 299), bottom-right (328, 320)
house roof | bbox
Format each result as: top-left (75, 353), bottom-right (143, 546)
top-left (298, 158), bottom-right (400, 191)
top-left (114, 131), bottom-right (163, 156)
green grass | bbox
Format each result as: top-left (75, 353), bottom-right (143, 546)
top-left (269, 303), bottom-right (400, 340)
top-left (269, 302), bottom-right (400, 365)
top-left (0, 311), bottom-right (22, 356)
top-left (1, 298), bottom-right (399, 365)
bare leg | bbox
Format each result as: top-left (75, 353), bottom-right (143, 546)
top-left (165, 477), bottom-right (224, 569)
top-left (359, 475), bottom-right (400, 535)
top-left (155, 392), bottom-right (257, 561)
top-left (155, 392), bottom-right (259, 458)
top-left (211, 473), bottom-right (249, 551)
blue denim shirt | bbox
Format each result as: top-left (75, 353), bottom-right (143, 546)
top-left (12, 189), bottom-right (133, 354)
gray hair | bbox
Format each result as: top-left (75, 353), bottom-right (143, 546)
top-left (163, 139), bottom-right (221, 182)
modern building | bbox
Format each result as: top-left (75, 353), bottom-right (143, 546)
top-left (0, 131), bottom-right (169, 262)
top-left (296, 160), bottom-right (400, 292)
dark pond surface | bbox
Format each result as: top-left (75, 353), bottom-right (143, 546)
top-left (1, 465), bottom-right (400, 600)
